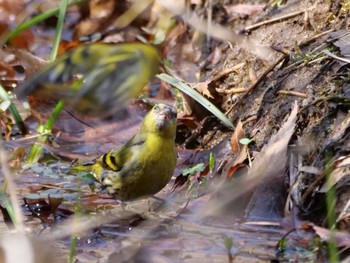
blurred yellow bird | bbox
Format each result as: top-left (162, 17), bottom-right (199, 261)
top-left (91, 103), bottom-right (177, 201)
top-left (17, 42), bottom-right (160, 118)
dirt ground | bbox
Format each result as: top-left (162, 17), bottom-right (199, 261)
top-left (0, 0), bottom-right (349, 262)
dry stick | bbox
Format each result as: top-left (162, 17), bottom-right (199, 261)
top-left (216, 87), bottom-right (248, 95)
top-left (281, 52), bottom-right (329, 73)
top-left (248, 54), bottom-right (286, 93)
top-left (278, 90), bottom-right (307, 98)
top-left (211, 62), bottom-right (246, 83)
top-left (0, 137), bottom-right (25, 232)
top-left (242, 115), bottom-right (257, 125)
top-left (298, 29), bottom-right (335, 46)
top-left (243, 6), bottom-right (316, 32)
top-left (300, 173), bottom-right (325, 204)
top-left (225, 54), bottom-right (287, 115)
top-left (243, 221), bottom-right (280, 226)
top-left (281, 30), bottom-right (334, 72)
top-left (270, 45), bottom-right (291, 56)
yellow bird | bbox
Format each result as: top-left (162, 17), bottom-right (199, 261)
top-left (17, 42), bottom-right (160, 118)
top-left (91, 103), bottom-right (177, 201)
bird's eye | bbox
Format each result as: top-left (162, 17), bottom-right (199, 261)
top-left (154, 105), bottom-right (160, 111)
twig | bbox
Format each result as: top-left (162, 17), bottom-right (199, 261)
top-left (298, 29), bottom-right (334, 46)
top-left (216, 87), bottom-right (248, 94)
top-left (247, 54), bottom-right (287, 93)
top-left (278, 90), bottom-right (307, 98)
top-left (242, 6), bottom-right (316, 33)
top-left (211, 62), bottom-right (246, 83)
top-left (282, 54), bottom-right (328, 72)
top-left (242, 115), bottom-right (257, 125)
top-left (225, 54), bottom-right (287, 115)
top-left (300, 173), bottom-right (325, 204)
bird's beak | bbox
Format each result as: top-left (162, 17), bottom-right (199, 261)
top-left (159, 108), bottom-right (175, 122)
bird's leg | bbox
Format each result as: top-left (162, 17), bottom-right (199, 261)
top-left (148, 199), bottom-right (152, 212)
top-left (120, 201), bottom-right (126, 211)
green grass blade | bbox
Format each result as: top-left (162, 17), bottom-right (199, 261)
top-left (26, 98), bottom-right (64, 163)
top-left (44, 100), bottom-right (64, 131)
top-left (27, 0), bottom-right (68, 162)
top-left (156, 73), bottom-right (234, 129)
top-left (50, 0), bottom-right (69, 61)
top-left (0, 191), bottom-right (16, 225)
top-left (0, 85), bottom-right (26, 134)
top-left (325, 164), bottom-right (339, 262)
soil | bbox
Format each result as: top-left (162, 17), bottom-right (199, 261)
top-left (0, 0), bottom-right (349, 262)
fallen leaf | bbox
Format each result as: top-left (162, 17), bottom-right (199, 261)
top-left (230, 120), bottom-right (245, 154)
top-left (8, 49), bottom-right (48, 78)
top-left (313, 225), bottom-right (350, 247)
top-left (201, 101), bottom-right (298, 217)
top-left (191, 81), bottom-right (213, 99)
top-left (320, 156), bottom-right (350, 192)
top-left (329, 30), bottom-right (350, 58)
top-left (244, 102), bottom-right (298, 220)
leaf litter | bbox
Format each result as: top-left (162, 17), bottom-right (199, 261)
top-left (0, 0), bottom-right (349, 262)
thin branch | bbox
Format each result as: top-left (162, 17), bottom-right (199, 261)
top-left (242, 6), bottom-right (316, 33)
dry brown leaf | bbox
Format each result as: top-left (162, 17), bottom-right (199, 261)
top-left (9, 49), bottom-right (48, 78)
top-left (223, 148), bottom-right (247, 178)
top-left (8, 29), bottom-right (35, 50)
top-left (230, 120), bottom-right (244, 154)
top-left (320, 156), bottom-right (350, 192)
top-left (247, 101), bottom-right (298, 179)
top-left (191, 81), bottom-right (213, 99)
top-left (176, 112), bottom-right (199, 129)
top-left (74, 0), bottom-right (127, 37)
top-left (201, 101), bottom-right (298, 217)
top-left (329, 30), bottom-right (350, 58)
top-left (328, 111), bottom-right (350, 145)
top-left (57, 40), bottom-right (84, 55)
top-left (312, 225), bottom-right (350, 247)
top-left (223, 121), bottom-right (247, 178)
top-left (0, 60), bottom-right (16, 80)
top-left (0, 0), bottom-right (34, 49)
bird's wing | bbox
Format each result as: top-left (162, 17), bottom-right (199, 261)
top-left (17, 43), bottom-right (158, 117)
top-left (17, 44), bottom-right (111, 98)
top-left (96, 134), bottom-right (146, 172)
